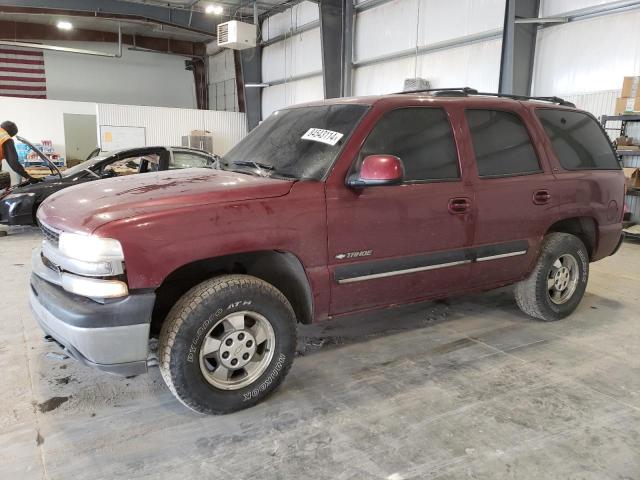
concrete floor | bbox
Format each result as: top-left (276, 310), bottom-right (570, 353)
top-left (1, 227), bottom-right (639, 480)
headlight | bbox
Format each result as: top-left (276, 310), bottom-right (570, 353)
top-left (59, 232), bottom-right (124, 263)
top-left (61, 274), bottom-right (128, 298)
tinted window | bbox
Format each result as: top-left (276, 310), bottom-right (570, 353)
top-left (170, 152), bottom-right (212, 169)
top-left (360, 108), bottom-right (459, 182)
top-left (466, 110), bottom-right (541, 177)
top-left (223, 104), bottom-right (368, 180)
top-left (535, 109), bottom-right (619, 170)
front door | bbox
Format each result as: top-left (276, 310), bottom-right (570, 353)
top-left (326, 106), bottom-right (474, 315)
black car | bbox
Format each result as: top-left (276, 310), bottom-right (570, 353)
top-left (0, 146), bottom-right (219, 226)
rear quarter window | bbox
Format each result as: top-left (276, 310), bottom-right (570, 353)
top-left (535, 109), bottom-right (620, 170)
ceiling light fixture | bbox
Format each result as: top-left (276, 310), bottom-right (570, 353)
top-left (205, 4), bottom-right (224, 15)
top-left (57, 20), bottom-right (73, 30)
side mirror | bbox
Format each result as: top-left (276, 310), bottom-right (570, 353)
top-left (347, 155), bottom-right (404, 188)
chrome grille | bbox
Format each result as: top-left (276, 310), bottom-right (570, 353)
top-left (39, 221), bottom-right (61, 246)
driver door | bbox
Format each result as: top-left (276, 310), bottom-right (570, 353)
top-left (326, 106), bottom-right (474, 315)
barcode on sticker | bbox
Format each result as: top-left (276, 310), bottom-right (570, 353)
top-left (301, 128), bottom-right (344, 146)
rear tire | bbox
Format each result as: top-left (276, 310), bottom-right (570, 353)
top-left (158, 274), bottom-right (296, 414)
top-left (514, 233), bottom-right (589, 321)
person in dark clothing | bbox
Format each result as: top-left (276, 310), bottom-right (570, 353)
top-left (0, 120), bottom-right (40, 183)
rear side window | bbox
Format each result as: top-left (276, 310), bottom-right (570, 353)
top-left (466, 110), bottom-right (541, 177)
top-left (360, 107), bottom-right (459, 182)
top-left (535, 109), bottom-right (620, 170)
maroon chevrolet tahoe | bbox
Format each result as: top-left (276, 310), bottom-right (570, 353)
top-left (30, 90), bottom-right (625, 414)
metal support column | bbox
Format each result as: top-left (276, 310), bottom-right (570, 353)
top-left (238, 47), bottom-right (263, 131)
top-left (319, 0), bottom-right (353, 98)
top-left (499, 0), bottom-right (541, 96)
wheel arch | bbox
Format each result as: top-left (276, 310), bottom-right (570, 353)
top-left (545, 216), bottom-right (598, 259)
top-left (150, 250), bottom-right (314, 335)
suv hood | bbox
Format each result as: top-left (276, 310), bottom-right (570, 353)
top-left (38, 168), bottom-right (294, 234)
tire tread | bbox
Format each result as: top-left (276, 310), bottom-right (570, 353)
top-left (158, 274), bottom-right (296, 414)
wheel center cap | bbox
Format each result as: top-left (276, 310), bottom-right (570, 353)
top-left (554, 267), bottom-right (570, 290)
top-left (219, 330), bottom-right (257, 369)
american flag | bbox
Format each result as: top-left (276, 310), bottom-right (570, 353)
top-left (0, 46), bottom-right (47, 99)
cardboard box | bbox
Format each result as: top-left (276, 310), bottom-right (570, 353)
top-left (623, 167), bottom-right (640, 188)
top-left (615, 96), bottom-right (640, 115)
top-left (190, 130), bottom-right (213, 137)
top-left (621, 76), bottom-right (640, 98)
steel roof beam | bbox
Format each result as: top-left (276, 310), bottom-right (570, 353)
top-left (0, 0), bottom-right (218, 36)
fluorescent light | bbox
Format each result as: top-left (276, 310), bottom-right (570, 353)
top-left (245, 83), bottom-right (270, 88)
top-left (57, 21), bottom-right (73, 30)
top-left (205, 4), bottom-right (224, 15)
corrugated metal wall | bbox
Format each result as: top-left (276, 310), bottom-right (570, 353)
top-left (261, 1), bottom-right (323, 118)
top-left (96, 104), bottom-right (247, 155)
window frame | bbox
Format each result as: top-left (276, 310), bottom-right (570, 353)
top-left (464, 107), bottom-right (544, 180)
top-left (534, 107), bottom-right (621, 172)
top-left (351, 106), bottom-right (462, 186)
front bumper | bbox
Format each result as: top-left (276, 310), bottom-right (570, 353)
top-left (30, 249), bottom-right (155, 376)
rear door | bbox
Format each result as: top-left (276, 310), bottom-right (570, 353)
top-left (326, 106), bottom-right (475, 315)
top-left (464, 105), bottom-right (554, 286)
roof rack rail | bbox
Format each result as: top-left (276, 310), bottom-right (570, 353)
top-left (396, 87), bottom-right (576, 108)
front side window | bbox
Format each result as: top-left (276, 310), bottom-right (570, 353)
top-left (359, 107), bottom-right (460, 182)
top-left (535, 109), bottom-right (619, 170)
top-left (466, 109), bottom-right (541, 177)
top-left (223, 104), bottom-right (369, 180)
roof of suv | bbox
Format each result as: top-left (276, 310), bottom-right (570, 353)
top-left (289, 89), bottom-right (577, 111)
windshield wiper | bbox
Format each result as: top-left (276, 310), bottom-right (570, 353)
top-left (223, 160), bottom-right (274, 177)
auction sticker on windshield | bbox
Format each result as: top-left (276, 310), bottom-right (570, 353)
top-left (301, 128), bottom-right (344, 146)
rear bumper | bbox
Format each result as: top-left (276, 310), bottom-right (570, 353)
top-left (593, 223), bottom-right (624, 261)
top-left (30, 264), bottom-right (155, 376)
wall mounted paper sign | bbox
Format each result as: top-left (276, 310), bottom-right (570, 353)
top-left (301, 128), bottom-right (344, 146)
top-left (99, 125), bottom-right (146, 151)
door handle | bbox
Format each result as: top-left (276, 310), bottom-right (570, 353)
top-left (448, 197), bottom-right (471, 214)
top-left (533, 189), bottom-right (551, 205)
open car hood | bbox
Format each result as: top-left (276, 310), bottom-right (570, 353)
top-left (38, 168), bottom-right (294, 234)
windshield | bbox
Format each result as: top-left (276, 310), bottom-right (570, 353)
top-left (62, 155), bottom-right (108, 177)
top-left (222, 104), bottom-right (369, 180)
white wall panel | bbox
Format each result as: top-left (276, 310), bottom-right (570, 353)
top-left (563, 89), bottom-right (620, 119)
top-left (419, 0), bottom-right (505, 45)
top-left (43, 42), bottom-right (196, 108)
top-left (532, 10), bottom-right (640, 96)
top-left (354, 0), bottom-right (505, 62)
top-left (261, 1), bottom-right (319, 41)
top-left (261, 75), bottom-right (324, 118)
top-left (355, 0), bottom-right (418, 61)
top-left (262, 27), bottom-right (322, 82)
top-left (353, 38), bottom-right (502, 95)
top-left (208, 49), bottom-right (238, 112)
top-left (96, 104), bottom-right (246, 155)
top-left (540, 0), bottom-right (622, 16)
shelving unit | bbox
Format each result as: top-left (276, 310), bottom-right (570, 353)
top-left (601, 114), bottom-right (640, 234)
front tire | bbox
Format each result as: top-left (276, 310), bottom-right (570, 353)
top-left (158, 274), bottom-right (296, 414)
top-left (514, 233), bottom-right (589, 321)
